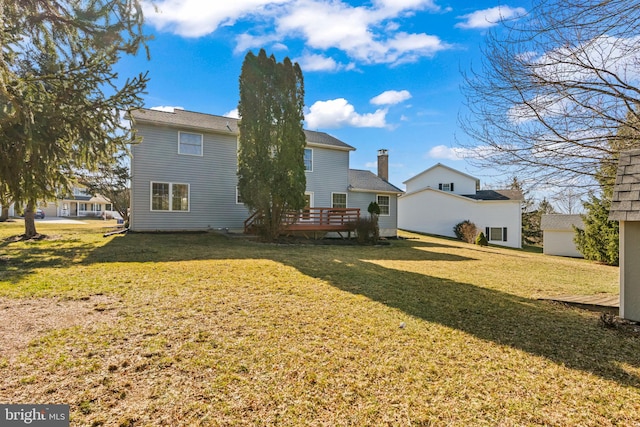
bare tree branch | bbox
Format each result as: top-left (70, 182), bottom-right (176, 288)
top-left (460, 0), bottom-right (640, 189)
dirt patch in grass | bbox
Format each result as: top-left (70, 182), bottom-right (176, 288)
top-left (0, 294), bottom-right (122, 361)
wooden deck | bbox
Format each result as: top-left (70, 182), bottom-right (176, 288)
top-left (244, 207), bottom-right (360, 237)
top-left (538, 294), bottom-right (619, 313)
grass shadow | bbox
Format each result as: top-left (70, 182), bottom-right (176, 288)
top-left (271, 251), bottom-right (640, 388)
top-left (5, 230), bottom-right (637, 389)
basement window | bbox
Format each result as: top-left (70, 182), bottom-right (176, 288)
top-left (486, 227), bottom-right (508, 242)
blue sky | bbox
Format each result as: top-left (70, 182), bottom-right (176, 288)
top-left (118, 0), bottom-right (529, 190)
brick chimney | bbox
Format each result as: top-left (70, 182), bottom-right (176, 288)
top-left (377, 149), bottom-right (389, 181)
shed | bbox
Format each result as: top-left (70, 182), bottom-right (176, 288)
top-left (540, 214), bottom-right (584, 258)
top-left (609, 149), bottom-right (640, 321)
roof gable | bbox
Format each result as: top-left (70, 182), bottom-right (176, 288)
top-left (130, 108), bottom-right (355, 151)
top-left (403, 163), bottom-right (479, 185)
top-left (610, 148), bottom-right (640, 221)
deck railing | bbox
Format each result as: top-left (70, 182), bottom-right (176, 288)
top-left (283, 207), bottom-right (360, 228)
top-left (244, 207), bottom-right (360, 234)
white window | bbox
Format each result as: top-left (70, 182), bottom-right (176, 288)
top-left (439, 182), bottom-right (454, 192)
top-left (151, 182), bottom-right (190, 211)
top-left (332, 193), bottom-right (347, 209)
top-left (179, 132), bottom-right (203, 156)
top-left (486, 227), bottom-right (507, 242)
top-left (377, 195), bottom-right (390, 216)
top-left (79, 203), bottom-right (87, 212)
top-left (304, 148), bottom-right (313, 171)
top-left (105, 203), bottom-right (112, 211)
top-left (236, 187), bottom-right (243, 204)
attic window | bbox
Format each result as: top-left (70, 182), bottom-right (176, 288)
top-left (439, 182), bottom-right (454, 192)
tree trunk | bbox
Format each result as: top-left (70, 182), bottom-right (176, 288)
top-left (24, 201), bottom-right (38, 238)
top-left (0, 206), bottom-right (8, 222)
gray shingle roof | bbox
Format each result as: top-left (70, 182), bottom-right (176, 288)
top-left (129, 107), bottom-right (354, 151)
top-left (348, 169), bottom-right (403, 194)
top-left (462, 189), bottom-right (524, 201)
top-left (541, 214), bottom-right (584, 231)
top-left (610, 149), bottom-right (640, 221)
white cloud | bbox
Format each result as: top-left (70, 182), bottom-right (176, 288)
top-left (150, 105), bottom-right (184, 112)
top-left (509, 35), bottom-right (640, 125)
top-left (373, 0), bottom-right (441, 13)
top-left (223, 108), bottom-right (239, 118)
top-left (370, 90), bottom-right (412, 105)
top-left (532, 35), bottom-right (640, 83)
top-left (143, 0), bottom-right (289, 38)
top-left (427, 144), bottom-right (494, 160)
top-left (294, 53), bottom-right (354, 72)
top-left (144, 0), bottom-right (453, 66)
top-left (455, 6), bottom-right (526, 30)
top-left (277, 3), bottom-right (450, 64)
top-left (306, 98), bottom-right (388, 129)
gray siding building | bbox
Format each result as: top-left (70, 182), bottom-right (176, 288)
top-left (129, 108), bottom-right (402, 237)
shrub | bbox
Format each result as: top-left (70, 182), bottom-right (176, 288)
top-left (367, 202), bottom-right (380, 217)
top-left (476, 231), bottom-right (488, 246)
top-left (354, 217), bottom-right (379, 244)
top-left (453, 220), bottom-right (478, 244)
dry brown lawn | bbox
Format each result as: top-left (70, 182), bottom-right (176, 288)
top-left (0, 220), bottom-right (638, 426)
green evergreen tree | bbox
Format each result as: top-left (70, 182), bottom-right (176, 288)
top-left (574, 194), bottom-right (619, 265)
top-left (525, 198), bottom-right (556, 245)
top-left (573, 109), bottom-right (640, 265)
top-left (237, 49), bottom-right (306, 241)
top-left (0, 0), bottom-right (148, 238)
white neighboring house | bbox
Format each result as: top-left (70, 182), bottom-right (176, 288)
top-left (56, 187), bottom-right (122, 219)
top-left (0, 188), bottom-right (122, 219)
top-left (540, 214), bottom-right (584, 258)
top-left (398, 163), bottom-right (523, 248)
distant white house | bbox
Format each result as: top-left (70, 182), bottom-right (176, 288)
top-left (0, 187), bottom-right (120, 219)
top-left (540, 214), bottom-right (584, 258)
top-left (57, 187), bottom-right (120, 219)
top-left (398, 163), bottom-right (523, 248)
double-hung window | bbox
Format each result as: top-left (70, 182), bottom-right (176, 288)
top-left (179, 132), bottom-right (203, 156)
top-left (377, 195), bottom-right (390, 216)
top-left (151, 182), bottom-right (190, 211)
top-left (332, 193), bottom-right (347, 209)
top-left (304, 148), bottom-right (313, 171)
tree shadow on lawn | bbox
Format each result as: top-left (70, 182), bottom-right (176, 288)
top-left (0, 237), bottom-right (96, 284)
top-left (92, 232), bottom-right (640, 388)
top-left (278, 253), bottom-right (640, 388)
top-left (7, 231), bottom-right (639, 387)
